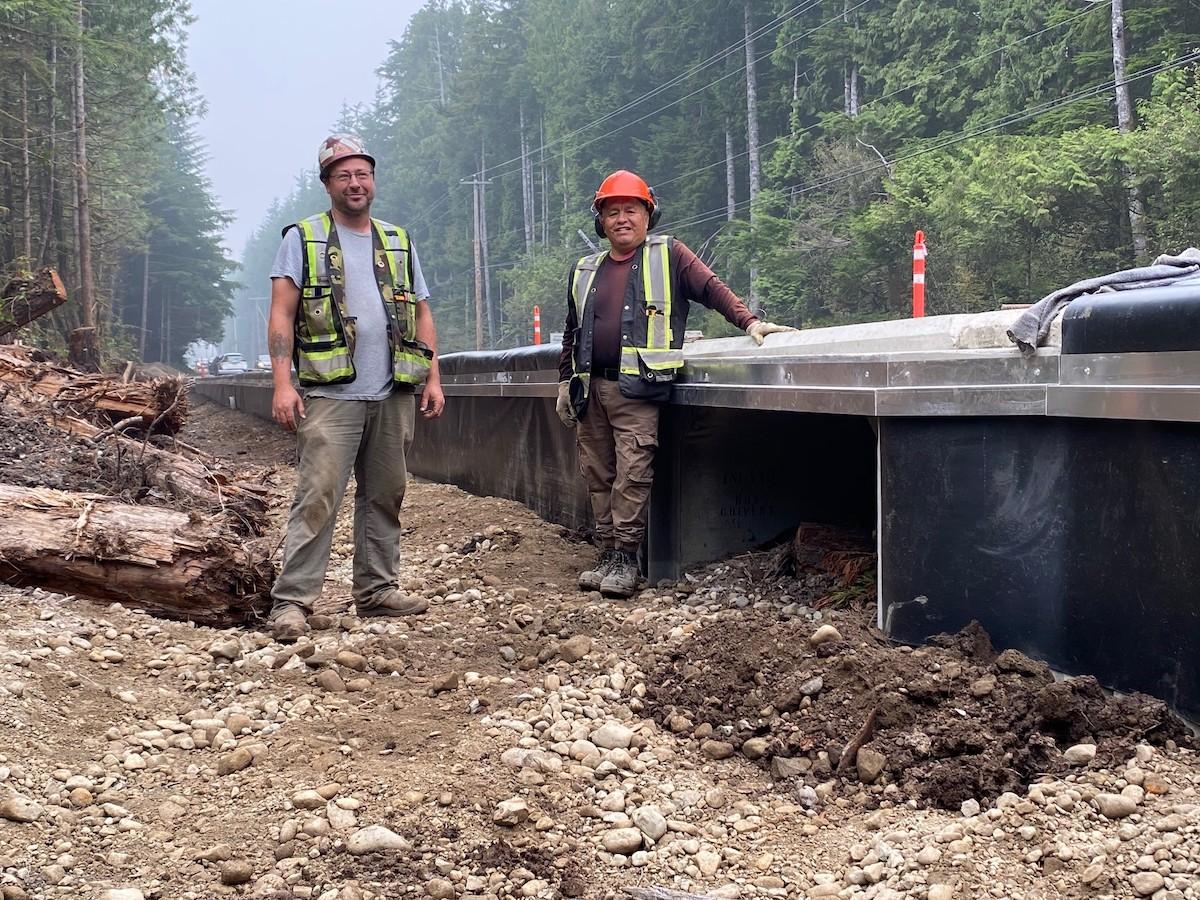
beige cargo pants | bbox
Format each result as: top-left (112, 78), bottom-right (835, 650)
top-left (269, 392), bottom-right (415, 617)
top-left (575, 378), bottom-right (660, 553)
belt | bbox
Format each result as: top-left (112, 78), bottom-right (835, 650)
top-left (595, 367), bottom-right (621, 381)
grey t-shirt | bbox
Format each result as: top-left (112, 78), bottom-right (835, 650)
top-left (271, 223), bottom-right (431, 401)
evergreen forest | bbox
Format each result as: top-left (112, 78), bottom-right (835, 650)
top-left (0, 0), bottom-right (234, 364)
top-left (233, 0), bottom-right (1200, 353)
top-left (1, 1), bottom-right (1198, 363)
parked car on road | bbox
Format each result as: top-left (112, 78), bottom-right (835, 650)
top-left (255, 354), bottom-right (272, 371)
top-left (211, 352), bottom-right (248, 375)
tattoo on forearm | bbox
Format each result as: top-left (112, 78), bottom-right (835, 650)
top-left (269, 331), bottom-right (291, 360)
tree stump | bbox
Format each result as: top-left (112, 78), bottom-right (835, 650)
top-left (68, 326), bottom-right (100, 372)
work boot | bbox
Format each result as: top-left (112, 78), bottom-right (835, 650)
top-left (600, 550), bottom-right (641, 599)
top-left (269, 605), bottom-right (309, 643)
top-left (357, 589), bottom-right (429, 618)
top-left (578, 549), bottom-right (618, 591)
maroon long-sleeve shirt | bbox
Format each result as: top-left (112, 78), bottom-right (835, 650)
top-left (558, 239), bottom-right (757, 381)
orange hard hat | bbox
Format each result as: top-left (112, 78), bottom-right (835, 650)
top-left (593, 170), bottom-right (653, 207)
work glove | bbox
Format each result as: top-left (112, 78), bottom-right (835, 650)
top-left (747, 320), bottom-right (798, 345)
top-left (555, 381), bottom-right (577, 428)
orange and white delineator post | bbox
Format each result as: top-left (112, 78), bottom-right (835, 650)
top-left (533, 305), bottom-right (542, 345)
top-left (912, 231), bottom-right (927, 318)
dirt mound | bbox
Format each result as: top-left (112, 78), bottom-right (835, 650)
top-left (643, 612), bottom-right (1192, 809)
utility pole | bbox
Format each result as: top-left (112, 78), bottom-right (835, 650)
top-left (479, 140), bottom-right (495, 347)
top-left (461, 167), bottom-right (493, 351)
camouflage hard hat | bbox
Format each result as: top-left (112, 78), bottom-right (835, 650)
top-left (317, 133), bottom-right (375, 175)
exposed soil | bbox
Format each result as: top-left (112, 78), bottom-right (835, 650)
top-left (644, 613), bottom-right (1193, 809)
top-left (2, 392), bottom-right (1199, 900)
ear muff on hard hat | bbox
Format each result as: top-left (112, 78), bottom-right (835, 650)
top-left (591, 188), bottom-right (662, 238)
top-left (591, 170), bottom-right (662, 238)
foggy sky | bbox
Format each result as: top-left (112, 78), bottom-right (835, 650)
top-left (187, 0), bottom-right (425, 260)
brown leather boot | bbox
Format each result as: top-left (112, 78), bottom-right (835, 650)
top-left (599, 551), bottom-right (642, 599)
top-left (357, 590), bottom-right (430, 618)
top-left (579, 549), bottom-right (618, 591)
top-left (269, 605), bottom-right (309, 643)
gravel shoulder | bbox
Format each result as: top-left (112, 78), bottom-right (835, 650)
top-left (1, 398), bottom-right (1198, 900)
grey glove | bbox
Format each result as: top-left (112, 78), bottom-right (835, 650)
top-left (747, 320), bottom-right (799, 345)
top-left (555, 381), bottom-right (577, 427)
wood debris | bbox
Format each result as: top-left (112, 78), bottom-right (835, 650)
top-left (0, 348), bottom-right (276, 624)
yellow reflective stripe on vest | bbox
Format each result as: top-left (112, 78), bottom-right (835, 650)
top-left (298, 217), bottom-right (321, 286)
top-left (373, 219), bottom-right (407, 288)
top-left (642, 236), bottom-right (671, 350)
top-left (392, 345), bottom-right (432, 385)
top-left (619, 347), bottom-right (685, 376)
top-left (571, 251), bottom-right (607, 320)
top-left (297, 347), bottom-right (354, 382)
top-left (296, 216), bottom-right (338, 344)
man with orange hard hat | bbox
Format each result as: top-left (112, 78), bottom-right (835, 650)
top-left (557, 169), bottom-right (795, 598)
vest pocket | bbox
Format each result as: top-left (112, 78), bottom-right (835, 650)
top-left (296, 338), bottom-right (355, 385)
top-left (621, 347), bottom-right (685, 384)
top-left (392, 339), bottom-right (432, 385)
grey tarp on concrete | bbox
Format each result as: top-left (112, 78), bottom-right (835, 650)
top-left (1007, 248), bottom-right (1200, 356)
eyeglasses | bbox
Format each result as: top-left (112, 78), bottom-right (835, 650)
top-left (329, 169), bottom-right (374, 185)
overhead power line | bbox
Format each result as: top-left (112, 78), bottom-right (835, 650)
top-left (664, 49), bottom-right (1200, 235)
top-left (407, 0), bottom-right (838, 228)
top-left (653, 0), bottom-right (1112, 192)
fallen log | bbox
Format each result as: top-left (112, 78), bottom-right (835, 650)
top-left (0, 268), bottom-right (67, 338)
top-left (0, 482), bottom-right (273, 626)
top-left (0, 344), bottom-right (187, 434)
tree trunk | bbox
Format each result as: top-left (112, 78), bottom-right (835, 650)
top-left (520, 104), bottom-right (533, 254)
top-left (1110, 0), bottom-right (1148, 261)
top-left (20, 68), bottom-right (33, 261)
top-left (744, 0), bottom-right (761, 313)
top-left (792, 58), bottom-right (800, 136)
top-left (73, 0), bottom-right (96, 331)
top-left (0, 268), bottom-right (68, 337)
top-left (433, 23), bottom-right (447, 107)
top-left (561, 150), bottom-right (570, 247)
top-left (37, 37), bottom-right (58, 266)
top-left (725, 127), bottom-right (736, 221)
top-left (540, 117), bottom-right (549, 246)
top-left (0, 482), bottom-right (272, 626)
top-left (139, 250), bottom-right (150, 359)
top-left (68, 327), bottom-right (100, 371)
top-left (843, 0), bottom-right (860, 117)
top-left (743, 2), bottom-right (761, 203)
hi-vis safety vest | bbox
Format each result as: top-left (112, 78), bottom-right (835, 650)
top-left (569, 234), bottom-right (686, 403)
top-left (286, 212), bottom-right (432, 387)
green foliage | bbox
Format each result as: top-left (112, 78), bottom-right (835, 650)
top-left (0, 0), bottom-right (233, 365)
top-left (235, 0), bottom-right (1198, 351)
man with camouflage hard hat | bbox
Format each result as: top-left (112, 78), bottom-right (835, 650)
top-left (265, 133), bottom-right (445, 642)
top-left (557, 169), bottom-right (796, 598)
